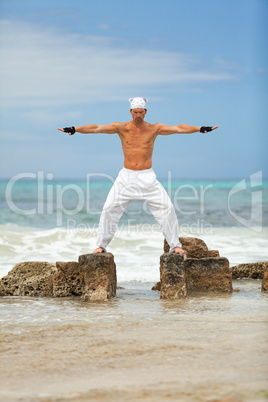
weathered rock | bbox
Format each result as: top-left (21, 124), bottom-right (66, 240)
top-left (79, 253), bottom-right (117, 301)
top-left (52, 261), bottom-right (81, 297)
top-left (208, 250), bottom-right (220, 257)
top-left (0, 262), bottom-right (56, 297)
top-left (160, 253), bottom-right (187, 299)
top-left (1, 254), bottom-right (117, 301)
top-left (185, 257), bottom-right (232, 293)
top-left (231, 262), bottom-right (267, 279)
top-left (164, 237), bottom-right (218, 259)
top-left (53, 254), bottom-right (117, 301)
top-left (179, 237), bottom-right (209, 258)
top-left (262, 264), bottom-right (268, 292)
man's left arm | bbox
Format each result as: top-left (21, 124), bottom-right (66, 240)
top-left (156, 124), bottom-right (219, 135)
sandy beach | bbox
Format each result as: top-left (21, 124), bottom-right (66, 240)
top-left (1, 279), bottom-right (268, 402)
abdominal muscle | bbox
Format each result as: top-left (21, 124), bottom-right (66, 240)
top-left (122, 143), bottom-right (155, 170)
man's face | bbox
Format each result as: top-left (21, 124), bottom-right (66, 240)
top-left (130, 108), bottom-right (147, 124)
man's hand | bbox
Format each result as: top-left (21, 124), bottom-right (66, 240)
top-left (57, 127), bottom-right (76, 135)
top-left (200, 126), bottom-right (219, 133)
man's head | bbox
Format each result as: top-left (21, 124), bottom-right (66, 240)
top-left (129, 97), bottom-right (148, 124)
top-left (129, 97), bottom-right (148, 110)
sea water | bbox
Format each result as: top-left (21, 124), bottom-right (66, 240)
top-left (0, 176), bottom-right (268, 401)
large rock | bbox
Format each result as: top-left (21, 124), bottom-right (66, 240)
top-left (231, 262), bottom-right (267, 279)
top-left (0, 262), bottom-right (56, 297)
top-left (78, 253), bottom-right (117, 301)
top-left (185, 257), bottom-right (232, 293)
top-left (160, 253), bottom-right (187, 299)
top-left (53, 254), bottom-right (117, 301)
top-left (164, 237), bottom-right (219, 259)
top-left (262, 264), bottom-right (268, 292)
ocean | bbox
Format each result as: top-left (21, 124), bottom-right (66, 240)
top-left (1, 174), bottom-right (268, 401)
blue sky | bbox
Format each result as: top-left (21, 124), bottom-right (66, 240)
top-left (0, 0), bottom-right (267, 180)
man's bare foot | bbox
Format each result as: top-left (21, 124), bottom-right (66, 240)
top-left (174, 247), bottom-right (187, 260)
top-left (174, 247), bottom-right (185, 255)
top-left (92, 247), bottom-right (104, 254)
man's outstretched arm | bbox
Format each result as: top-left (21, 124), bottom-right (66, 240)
top-left (57, 123), bottom-right (120, 135)
top-left (156, 124), bottom-right (219, 135)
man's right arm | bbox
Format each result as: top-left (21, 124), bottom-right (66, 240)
top-left (57, 123), bottom-right (120, 135)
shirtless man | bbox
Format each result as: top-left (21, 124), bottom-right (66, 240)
top-left (58, 97), bottom-right (218, 254)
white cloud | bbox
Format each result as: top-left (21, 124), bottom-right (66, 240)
top-left (0, 19), bottom-right (237, 107)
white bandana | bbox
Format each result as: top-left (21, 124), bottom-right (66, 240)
top-left (129, 97), bottom-right (148, 109)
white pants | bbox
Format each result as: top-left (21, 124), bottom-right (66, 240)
top-left (96, 167), bottom-right (181, 252)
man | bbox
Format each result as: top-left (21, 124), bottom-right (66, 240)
top-left (58, 97), bottom-right (218, 254)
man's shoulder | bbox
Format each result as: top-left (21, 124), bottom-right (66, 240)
top-left (148, 122), bottom-right (164, 133)
top-left (143, 122), bottom-right (162, 128)
top-left (114, 121), bottom-right (130, 128)
top-left (109, 121), bottom-right (128, 133)
top-left (117, 121), bottom-right (135, 130)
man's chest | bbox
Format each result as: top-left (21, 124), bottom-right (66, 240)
top-left (120, 129), bottom-right (156, 149)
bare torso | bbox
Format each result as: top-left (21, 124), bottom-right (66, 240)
top-left (117, 121), bottom-right (159, 170)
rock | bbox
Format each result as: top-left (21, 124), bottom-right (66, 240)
top-left (208, 250), bottom-right (220, 257)
top-left (185, 257), bottom-right (232, 293)
top-left (179, 237), bottom-right (209, 258)
top-left (52, 261), bottom-right (81, 297)
top-left (152, 282), bottom-right (161, 291)
top-left (231, 262), bottom-right (267, 279)
top-left (79, 253), bottom-right (117, 301)
top-left (53, 254), bottom-right (117, 301)
top-left (160, 253), bottom-right (187, 299)
top-left (0, 262), bottom-right (56, 297)
top-left (164, 237), bottom-right (219, 259)
top-left (262, 264), bottom-right (268, 292)
top-left (0, 254), bottom-right (117, 301)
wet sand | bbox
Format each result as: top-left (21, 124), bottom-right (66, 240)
top-left (1, 280), bottom-right (268, 402)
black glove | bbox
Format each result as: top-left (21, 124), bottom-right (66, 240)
top-left (200, 126), bottom-right (213, 133)
top-left (63, 126), bottom-right (76, 135)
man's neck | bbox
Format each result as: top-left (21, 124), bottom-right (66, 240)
top-left (132, 120), bottom-right (146, 128)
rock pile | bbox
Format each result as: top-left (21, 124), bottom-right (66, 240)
top-left (158, 237), bottom-right (232, 298)
top-left (0, 253), bottom-right (116, 301)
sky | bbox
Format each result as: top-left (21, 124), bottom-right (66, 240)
top-left (0, 0), bottom-right (267, 180)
